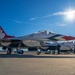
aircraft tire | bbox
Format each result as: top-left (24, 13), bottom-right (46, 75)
top-left (21, 50), bottom-right (24, 54)
top-left (36, 51), bottom-right (41, 55)
top-left (18, 50), bottom-right (24, 54)
top-left (7, 50), bottom-right (11, 54)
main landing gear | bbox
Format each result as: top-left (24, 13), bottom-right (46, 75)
top-left (2, 46), bottom-right (12, 54)
top-left (7, 47), bottom-right (12, 54)
top-left (36, 49), bottom-right (41, 55)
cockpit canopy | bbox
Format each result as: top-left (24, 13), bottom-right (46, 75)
top-left (35, 30), bottom-right (54, 34)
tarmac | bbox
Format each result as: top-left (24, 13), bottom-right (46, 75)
top-left (0, 52), bottom-right (75, 75)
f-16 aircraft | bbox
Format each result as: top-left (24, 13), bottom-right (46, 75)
top-left (0, 26), bottom-right (75, 54)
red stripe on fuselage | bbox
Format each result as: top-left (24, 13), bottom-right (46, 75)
top-left (4, 35), bottom-right (14, 38)
top-left (62, 36), bottom-right (75, 40)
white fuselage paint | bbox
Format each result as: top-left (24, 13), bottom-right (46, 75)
top-left (21, 33), bottom-right (54, 47)
top-left (22, 40), bottom-right (41, 47)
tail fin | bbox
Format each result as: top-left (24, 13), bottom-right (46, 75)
top-left (0, 26), bottom-right (14, 39)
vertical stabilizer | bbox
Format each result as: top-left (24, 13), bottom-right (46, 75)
top-left (0, 26), bottom-right (7, 39)
top-left (0, 26), bottom-right (14, 39)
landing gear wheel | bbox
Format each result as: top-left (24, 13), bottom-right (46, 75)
top-left (21, 50), bottom-right (24, 54)
top-left (36, 49), bottom-right (41, 55)
top-left (36, 51), bottom-right (41, 55)
top-left (7, 50), bottom-right (11, 54)
top-left (18, 50), bottom-right (24, 54)
top-left (45, 50), bottom-right (51, 54)
top-left (7, 47), bottom-right (12, 54)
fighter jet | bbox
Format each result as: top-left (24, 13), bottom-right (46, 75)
top-left (0, 26), bottom-right (75, 54)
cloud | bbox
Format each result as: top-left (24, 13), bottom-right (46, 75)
top-left (30, 17), bottom-right (38, 20)
top-left (29, 10), bottom-right (75, 20)
top-left (29, 11), bottom-right (68, 20)
top-left (43, 11), bottom-right (73, 18)
top-left (14, 19), bottom-right (36, 25)
top-left (56, 23), bottom-right (66, 26)
top-left (14, 20), bottom-right (22, 23)
top-left (30, 11), bottom-right (67, 20)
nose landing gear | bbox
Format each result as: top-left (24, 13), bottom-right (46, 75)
top-left (36, 49), bottom-right (41, 55)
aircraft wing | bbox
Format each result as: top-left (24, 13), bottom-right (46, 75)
top-left (0, 37), bottom-right (23, 46)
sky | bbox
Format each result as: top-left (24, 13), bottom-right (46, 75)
top-left (0, 0), bottom-right (75, 37)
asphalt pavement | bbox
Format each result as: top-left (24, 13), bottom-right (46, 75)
top-left (0, 52), bottom-right (75, 75)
